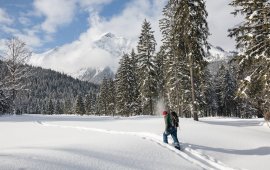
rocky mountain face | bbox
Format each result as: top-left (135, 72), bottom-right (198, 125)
top-left (206, 45), bottom-right (236, 76)
top-left (74, 66), bottom-right (115, 84)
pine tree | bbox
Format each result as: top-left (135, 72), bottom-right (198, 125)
top-left (115, 54), bottom-right (133, 116)
top-left (75, 95), bottom-right (85, 115)
top-left (64, 99), bottom-right (73, 114)
top-left (137, 19), bottom-right (157, 115)
top-left (0, 89), bottom-right (10, 114)
top-left (160, 0), bottom-right (209, 120)
top-left (107, 79), bottom-right (116, 116)
top-left (229, 0), bottom-right (270, 117)
top-left (48, 99), bottom-right (54, 115)
top-left (129, 49), bottom-right (141, 115)
top-left (98, 78), bottom-right (109, 115)
top-left (85, 94), bottom-right (92, 115)
top-left (55, 100), bottom-right (63, 115)
top-left (156, 47), bottom-right (166, 100)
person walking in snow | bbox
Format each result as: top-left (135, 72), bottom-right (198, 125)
top-left (162, 111), bottom-right (180, 150)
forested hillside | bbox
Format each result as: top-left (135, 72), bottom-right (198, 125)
top-left (0, 59), bottom-right (98, 115)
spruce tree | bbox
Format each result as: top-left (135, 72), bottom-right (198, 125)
top-left (160, 0), bottom-right (209, 120)
top-left (115, 54), bottom-right (133, 116)
top-left (137, 19), bottom-right (157, 115)
top-left (64, 99), bottom-right (73, 114)
top-left (48, 99), bottom-right (54, 115)
top-left (98, 78), bottom-right (109, 115)
top-left (129, 49), bottom-right (141, 115)
top-left (75, 95), bottom-right (85, 115)
top-left (229, 0), bottom-right (270, 117)
top-left (0, 89), bottom-right (9, 114)
top-left (55, 100), bottom-right (63, 115)
top-left (107, 79), bottom-right (116, 116)
top-left (85, 94), bottom-right (92, 115)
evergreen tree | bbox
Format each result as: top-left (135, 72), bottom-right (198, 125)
top-left (229, 0), bottom-right (270, 117)
top-left (215, 65), bottom-right (238, 117)
top-left (129, 49), bottom-right (141, 115)
top-left (137, 19), bottom-right (157, 115)
top-left (107, 79), bottom-right (116, 116)
top-left (98, 78), bottom-right (109, 115)
top-left (48, 99), bottom-right (54, 115)
top-left (55, 100), bottom-right (63, 115)
top-left (200, 68), bottom-right (215, 117)
top-left (160, 0), bottom-right (209, 120)
top-left (156, 47), bottom-right (166, 100)
top-left (75, 95), bottom-right (85, 115)
top-left (64, 99), bottom-right (73, 114)
top-left (85, 94), bottom-right (92, 115)
top-left (115, 54), bottom-right (133, 116)
top-left (0, 89), bottom-right (9, 114)
top-left (90, 93), bottom-right (97, 115)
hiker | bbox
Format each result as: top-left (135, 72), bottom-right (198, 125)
top-left (162, 111), bottom-right (180, 150)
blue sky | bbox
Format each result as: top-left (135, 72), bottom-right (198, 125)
top-left (0, 0), bottom-right (242, 73)
top-left (0, 0), bottom-right (133, 52)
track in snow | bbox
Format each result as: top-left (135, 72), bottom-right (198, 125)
top-left (36, 121), bottom-right (241, 170)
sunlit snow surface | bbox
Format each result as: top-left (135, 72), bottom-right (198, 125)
top-left (0, 115), bottom-right (269, 170)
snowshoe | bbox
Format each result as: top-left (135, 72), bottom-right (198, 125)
top-left (175, 145), bottom-right (181, 150)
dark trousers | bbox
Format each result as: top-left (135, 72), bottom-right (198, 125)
top-left (163, 127), bottom-right (180, 146)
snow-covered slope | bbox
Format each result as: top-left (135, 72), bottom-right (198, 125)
top-left (29, 32), bottom-right (131, 83)
top-left (206, 45), bottom-right (236, 75)
top-left (73, 66), bottom-right (115, 84)
top-left (94, 32), bottom-right (132, 59)
top-left (0, 114), bottom-right (269, 170)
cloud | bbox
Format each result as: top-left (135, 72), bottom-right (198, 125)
top-left (30, 41), bottom-right (115, 73)
top-left (0, 8), bottom-right (13, 25)
top-left (29, 0), bottom-right (245, 74)
top-left (29, 0), bottom-right (167, 74)
top-left (33, 0), bottom-right (114, 33)
top-left (206, 0), bottom-right (243, 51)
top-left (33, 0), bottom-right (77, 33)
top-left (18, 16), bottom-right (32, 26)
top-left (82, 0), bottom-right (167, 50)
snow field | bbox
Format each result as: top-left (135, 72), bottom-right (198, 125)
top-left (0, 115), bottom-right (269, 170)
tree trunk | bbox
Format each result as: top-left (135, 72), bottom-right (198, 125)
top-left (189, 53), bottom-right (198, 121)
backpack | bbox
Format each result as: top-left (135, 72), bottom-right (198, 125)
top-left (170, 112), bottom-right (179, 127)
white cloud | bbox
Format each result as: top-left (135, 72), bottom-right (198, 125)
top-left (30, 0), bottom-right (245, 74)
top-left (18, 16), bottom-right (32, 26)
top-left (83, 0), bottom-right (167, 50)
top-left (30, 41), bottom-right (115, 73)
top-left (33, 0), bottom-right (77, 33)
top-left (206, 0), bottom-right (243, 51)
top-left (29, 0), bottom-right (166, 74)
top-left (33, 0), bottom-right (114, 33)
top-left (0, 8), bottom-right (13, 25)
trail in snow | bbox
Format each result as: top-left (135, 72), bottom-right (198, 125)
top-left (37, 121), bottom-right (241, 170)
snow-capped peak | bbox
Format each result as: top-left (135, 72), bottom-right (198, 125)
top-left (94, 32), bottom-right (132, 58)
top-left (73, 66), bottom-right (114, 84)
top-left (205, 44), bottom-right (235, 62)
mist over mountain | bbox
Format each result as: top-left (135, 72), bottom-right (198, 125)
top-left (29, 32), bottom-right (132, 75)
top-left (28, 32), bottom-right (235, 84)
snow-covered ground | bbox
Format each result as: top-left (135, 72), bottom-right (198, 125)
top-left (0, 115), bottom-right (269, 170)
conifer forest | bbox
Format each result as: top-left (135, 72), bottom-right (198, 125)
top-left (0, 0), bottom-right (269, 122)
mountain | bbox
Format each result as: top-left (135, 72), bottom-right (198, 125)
top-left (29, 32), bottom-right (132, 84)
top-left (94, 32), bottom-right (132, 60)
top-left (206, 45), bottom-right (236, 75)
top-left (0, 59), bottom-right (98, 114)
top-left (73, 66), bottom-right (115, 84)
